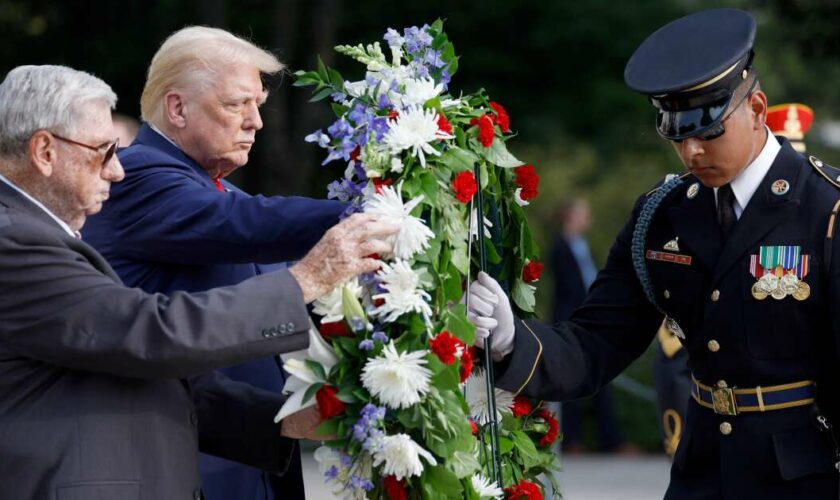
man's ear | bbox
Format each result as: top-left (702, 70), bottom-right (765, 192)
top-left (164, 91), bottom-right (188, 129)
top-left (27, 130), bottom-right (57, 177)
top-left (749, 90), bottom-right (768, 131)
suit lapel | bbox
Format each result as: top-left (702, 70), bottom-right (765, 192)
top-left (668, 181), bottom-right (722, 271)
top-left (711, 143), bottom-right (802, 285)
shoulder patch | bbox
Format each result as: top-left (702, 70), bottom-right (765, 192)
top-left (809, 155), bottom-right (840, 189)
top-left (646, 172), bottom-right (692, 197)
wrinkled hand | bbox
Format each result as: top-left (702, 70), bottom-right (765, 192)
top-left (289, 213), bottom-right (398, 303)
top-left (466, 272), bottom-right (515, 361)
top-left (279, 405), bottom-right (336, 440)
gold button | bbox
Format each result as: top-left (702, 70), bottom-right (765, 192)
top-left (711, 290), bottom-right (720, 301)
top-left (716, 380), bottom-right (728, 389)
top-left (720, 422), bottom-right (732, 435)
top-left (664, 290), bottom-right (671, 299)
top-left (707, 340), bottom-right (720, 352)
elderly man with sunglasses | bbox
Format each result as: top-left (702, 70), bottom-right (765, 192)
top-left (467, 9), bottom-right (840, 499)
top-left (0, 65), bottom-right (396, 500)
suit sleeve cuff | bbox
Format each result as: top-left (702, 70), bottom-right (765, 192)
top-left (493, 319), bottom-right (543, 396)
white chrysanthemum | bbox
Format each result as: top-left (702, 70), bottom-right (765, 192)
top-left (371, 260), bottom-right (433, 322)
top-left (471, 473), bottom-right (504, 499)
top-left (372, 433), bottom-right (437, 480)
top-left (361, 341), bottom-right (432, 409)
top-left (390, 157), bottom-right (404, 173)
top-left (514, 187), bottom-right (530, 207)
top-left (463, 368), bottom-right (515, 424)
top-left (312, 278), bottom-right (363, 324)
top-left (364, 183), bottom-right (434, 260)
top-left (383, 106), bottom-right (454, 167)
top-left (401, 77), bottom-right (445, 107)
top-left (469, 207), bottom-right (493, 240)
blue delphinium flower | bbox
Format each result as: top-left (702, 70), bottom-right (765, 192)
top-left (359, 339), bottom-right (375, 351)
top-left (423, 49), bottom-right (446, 69)
top-left (324, 465), bottom-right (339, 481)
top-left (327, 178), bottom-right (364, 202)
top-left (403, 25), bottom-right (433, 54)
top-left (383, 28), bottom-right (403, 48)
top-left (369, 117), bottom-right (390, 142)
top-left (349, 475), bottom-right (374, 491)
top-left (372, 330), bottom-right (389, 343)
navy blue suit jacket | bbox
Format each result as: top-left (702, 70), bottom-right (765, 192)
top-left (83, 124), bottom-right (344, 499)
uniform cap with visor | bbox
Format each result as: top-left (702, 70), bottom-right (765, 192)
top-left (624, 8), bottom-right (757, 141)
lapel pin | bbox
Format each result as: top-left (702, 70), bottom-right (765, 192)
top-left (664, 237), bottom-right (680, 251)
top-left (686, 183), bottom-right (700, 199)
top-left (771, 179), bottom-right (789, 196)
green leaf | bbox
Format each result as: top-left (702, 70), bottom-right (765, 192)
top-left (335, 386), bottom-right (360, 404)
top-left (483, 239), bottom-right (503, 265)
top-left (422, 465), bottom-right (463, 500)
top-left (331, 103), bottom-right (350, 117)
top-left (302, 382), bottom-right (324, 405)
top-left (419, 171), bottom-right (439, 205)
top-left (304, 359), bottom-right (327, 381)
top-left (327, 68), bottom-right (345, 90)
top-left (315, 417), bottom-right (338, 438)
top-left (450, 243), bottom-right (470, 276)
top-left (316, 56), bottom-right (328, 80)
top-left (309, 86), bottom-right (335, 102)
top-left (482, 139), bottom-right (524, 168)
top-left (449, 449), bottom-right (481, 479)
top-left (512, 279), bottom-right (536, 312)
top-left (439, 146), bottom-right (480, 171)
top-left (442, 306), bottom-right (476, 346)
top-left (498, 436), bottom-right (515, 454)
top-left (510, 430), bottom-right (541, 470)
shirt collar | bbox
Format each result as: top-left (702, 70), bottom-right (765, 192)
top-left (715, 126), bottom-right (781, 212)
top-left (0, 172), bottom-right (77, 237)
top-left (148, 123), bottom-right (182, 150)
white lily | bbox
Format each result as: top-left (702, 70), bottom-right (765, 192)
top-left (274, 327), bottom-right (340, 422)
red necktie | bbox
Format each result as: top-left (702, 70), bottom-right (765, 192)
top-left (213, 177), bottom-right (225, 192)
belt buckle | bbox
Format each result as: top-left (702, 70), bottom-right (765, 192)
top-left (712, 387), bottom-right (738, 415)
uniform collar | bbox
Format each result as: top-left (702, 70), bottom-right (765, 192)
top-left (0, 172), bottom-right (77, 237)
top-left (714, 126), bottom-right (780, 215)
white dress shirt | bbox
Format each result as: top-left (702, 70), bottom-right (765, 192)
top-left (0, 172), bottom-right (77, 238)
top-left (714, 126), bottom-right (781, 219)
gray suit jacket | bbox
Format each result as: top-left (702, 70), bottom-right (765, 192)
top-left (0, 181), bottom-right (311, 500)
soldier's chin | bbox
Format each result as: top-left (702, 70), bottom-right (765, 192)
top-left (691, 168), bottom-right (724, 188)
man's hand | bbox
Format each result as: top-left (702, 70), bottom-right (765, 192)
top-left (279, 405), bottom-right (336, 440)
top-left (466, 272), bottom-right (516, 361)
top-left (289, 213), bottom-right (398, 303)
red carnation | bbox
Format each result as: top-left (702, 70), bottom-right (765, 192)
top-left (505, 480), bottom-right (543, 500)
top-left (459, 346), bottom-right (475, 383)
top-left (522, 261), bottom-right (544, 284)
top-left (470, 419), bottom-right (479, 435)
top-left (315, 385), bottom-right (346, 419)
top-left (388, 110), bottom-right (399, 120)
top-left (514, 165), bottom-right (539, 200)
top-left (470, 115), bottom-right (495, 147)
top-left (373, 177), bottom-right (393, 194)
top-left (489, 102), bottom-right (511, 133)
top-left (319, 321), bottom-right (352, 338)
top-left (430, 330), bottom-right (463, 365)
top-left (350, 145), bottom-right (361, 161)
top-left (538, 408), bottom-right (560, 447)
top-left (383, 475), bottom-right (408, 500)
top-left (452, 170), bottom-right (478, 203)
top-left (437, 113), bottom-right (453, 134)
top-left (512, 396), bottom-right (533, 417)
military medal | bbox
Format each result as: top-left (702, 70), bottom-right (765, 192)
top-left (770, 179), bottom-right (790, 196)
top-left (749, 246), bottom-right (810, 301)
top-left (686, 183), bottom-right (700, 199)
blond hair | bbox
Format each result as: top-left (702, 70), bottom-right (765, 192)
top-left (140, 26), bottom-right (284, 127)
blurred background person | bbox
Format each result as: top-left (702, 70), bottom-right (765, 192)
top-left (112, 112), bottom-right (139, 147)
top-left (550, 198), bottom-right (638, 454)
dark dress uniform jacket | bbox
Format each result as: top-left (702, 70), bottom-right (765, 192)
top-left (496, 140), bottom-right (840, 499)
top-left (0, 180), bottom-right (312, 500)
top-left (82, 124), bottom-right (345, 500)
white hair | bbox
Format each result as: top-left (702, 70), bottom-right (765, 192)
top-left (140, 26), bottom-right (284, 127)
top-left (0, 65), bottom-right (117, 159)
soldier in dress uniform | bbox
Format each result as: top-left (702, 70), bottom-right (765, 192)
top-left (652, 102), bottom-right (817, 460)
top-left (467, 8), bottom-right (840, 499)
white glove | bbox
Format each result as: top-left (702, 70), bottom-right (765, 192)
top-left (466, 272), bottom-right (515, 360)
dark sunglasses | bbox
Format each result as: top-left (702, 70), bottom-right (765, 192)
top-left (672, 78), bottom-right (758, 143)
top-left (52, 133), bottom-right (119, 166)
